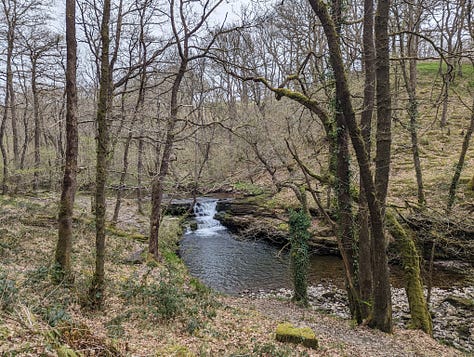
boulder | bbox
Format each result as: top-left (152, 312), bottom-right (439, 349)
top-left (275, 322), bottom-right (318, 349)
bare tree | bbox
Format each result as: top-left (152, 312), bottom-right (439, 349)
top-left (308, 0), bottom-right (392, 332)
top-left (55, 0), bottom-right (78, 280)
top-left (148, 0), bottom-right (225, 260)
top-left (89, 0), bottom-right (112, 307)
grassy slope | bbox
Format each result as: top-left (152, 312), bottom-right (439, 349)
top-left (389, 62), bottom-right (474, 212)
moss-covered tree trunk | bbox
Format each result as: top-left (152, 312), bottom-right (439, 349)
top-left (289, 210), bottom-right (311, 306)
top-left (386, 211), bottom-right (433, 335)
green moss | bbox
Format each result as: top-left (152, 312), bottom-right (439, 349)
top-left (277, 223), bottom-right (289, 231)
top-left (386, 211), bottom-right (433, 335)
top-left (232, 181), bottom-right (265, 196)
top-left (106, 225), bottom-right (147, 241)
top-left (275, 322), bottom-right (318, 349)
top-left (444, 296), bottom-right (474, 310)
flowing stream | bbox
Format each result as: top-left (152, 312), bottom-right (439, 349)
top-left (179, 198), bottom-right (469, 295)
top-left (180, 198), bottom-right (345, 295)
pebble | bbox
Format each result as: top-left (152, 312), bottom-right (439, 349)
top-left (240, 284), bottom-right (474, 353)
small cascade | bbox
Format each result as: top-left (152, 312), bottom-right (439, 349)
top-left (193, 199), bottom-right (225, 235)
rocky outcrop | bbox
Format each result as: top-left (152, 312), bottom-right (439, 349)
top-left (163, 199), bottom-right (194, 216)
top-left (215, 197), bottom-right (340, 254)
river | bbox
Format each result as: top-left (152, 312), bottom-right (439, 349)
top-left (179, 198), bottom-right (467, 295)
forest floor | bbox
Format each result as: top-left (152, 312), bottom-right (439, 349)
top-left (0, 193), bottom-right (468, 356)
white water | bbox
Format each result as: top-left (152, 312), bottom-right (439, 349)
top-left (192, 199), bottom-right (225, 235)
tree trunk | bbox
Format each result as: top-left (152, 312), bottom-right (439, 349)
top-left (404, 7), bottom-right (426, 207)
top-left (386, 211), bottom-right (433, 335)
top-left (358, 0), bottom-right (376, 321)
top-left (89, 0), bottom-right (111, 308)
top-left (0, 90), bottom-right (9, 194)
top-left (335, 116), bottom-right (361, 321)
top-left (112, 131), bottom-right (132, 224)
top-left (55, 0), bottom-right (78, 280)
top-left (32, 58), bottom-right (41, 191)
top-left (308, 0), bottom-right (392, 332)
top-left (372, 0), bottom-right (393, 332)
top-left (137, 133), bottom-right (144, 214)
top-left (149, 60), bottom-right (186, 260)
top-left (6, 28), bottom-right (19, 167)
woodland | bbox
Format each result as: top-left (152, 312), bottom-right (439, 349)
top-left (0, 0), bottom-right (473, 355)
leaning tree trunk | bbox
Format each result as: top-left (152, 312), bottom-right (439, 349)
top-left (55, 0), bottom-right (78, 280)
top-left (308, 0), bottom-right (392, 332)
top-left (89, 0), bottom-right (111, 308)
top-left (386, 211), bottom-right (433, 335)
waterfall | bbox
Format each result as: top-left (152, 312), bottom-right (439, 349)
top-left (193, 199), bottom-right (225, 235)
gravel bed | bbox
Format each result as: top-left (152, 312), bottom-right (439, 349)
top-left (240, 284), bottom-right (474, 353)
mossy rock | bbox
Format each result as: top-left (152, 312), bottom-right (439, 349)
top-left (189, 221), bottom-right (198, 231)
top-left (275, 322), bottom-right (318, 349)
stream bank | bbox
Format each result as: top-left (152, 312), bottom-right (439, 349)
top-left (177, 195), bottom-right (474, 353)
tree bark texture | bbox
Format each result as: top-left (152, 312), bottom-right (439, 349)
top-left (308, 0), bottom-right (392, 332)
top-left (386, 211), bottom-right (433, 335)
top-left (55, 0), bottom-right (78, 279)
top-left (358, 0), bottom-right (376, 321)
top-left (90, 0), bottom-right (111, 307)
top-left (372, 0), bottom-right (393, 332)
